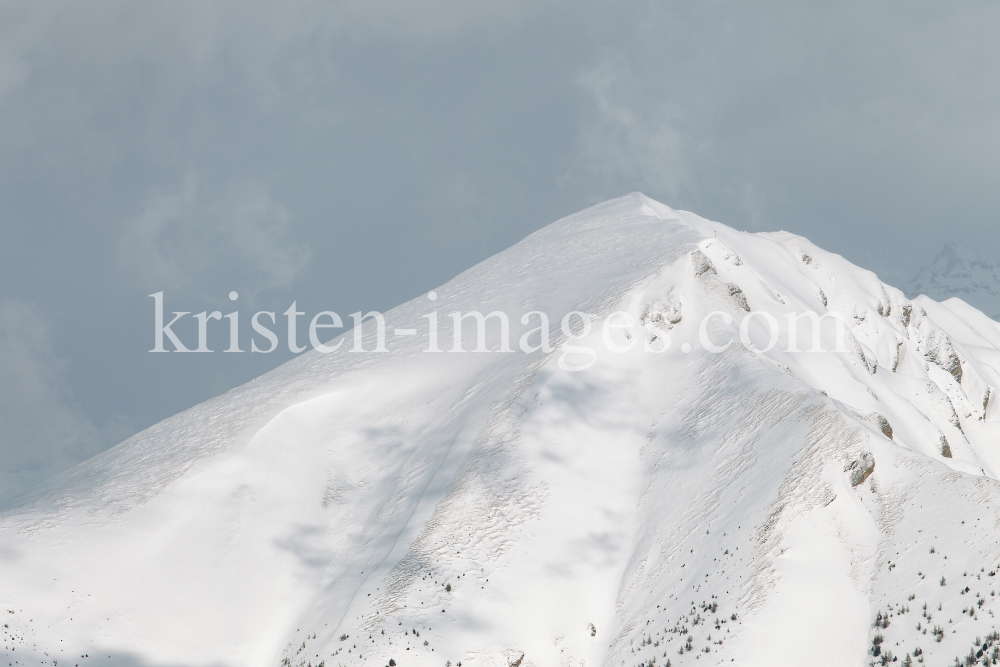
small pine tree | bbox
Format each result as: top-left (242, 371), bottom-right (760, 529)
top-left (872, 633), bottom-right (884, 657)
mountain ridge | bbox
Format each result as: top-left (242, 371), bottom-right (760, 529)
top-left (3, 194), bottom-right (1000, 667)
top-left (909, 242), bottom-right (1000, 320)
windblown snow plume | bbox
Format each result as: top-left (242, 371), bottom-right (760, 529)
top-left (4, 194), bottom-right (1000, 667)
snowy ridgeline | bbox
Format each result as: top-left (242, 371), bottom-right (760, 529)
top-left (6, 194), bottom-right (1000, 667)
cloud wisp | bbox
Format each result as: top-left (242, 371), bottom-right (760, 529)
top-left (119, 176), bottom-right (311, 304)
top-left (0, 299), bottom-right (132, 506)
top-left (568, 52), bottom-right (688, 202)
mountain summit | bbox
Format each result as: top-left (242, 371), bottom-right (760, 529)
top-left (909, 242), bottom-right (1000, 320)
top-left (4, 194), bottom-right (1000, 667)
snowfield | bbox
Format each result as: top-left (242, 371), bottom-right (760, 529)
top-left (4, 194), bottom-right (1000, 667)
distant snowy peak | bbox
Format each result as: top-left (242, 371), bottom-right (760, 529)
top-left (910, 242), bottom-right (1000, 319)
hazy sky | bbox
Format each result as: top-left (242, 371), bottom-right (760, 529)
top-left (2, 1), bottom-right (999, 500)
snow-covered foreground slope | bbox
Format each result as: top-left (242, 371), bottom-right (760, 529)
top-left (910, 243), bottom-right (1000, 320)
top-left (5, 194), bottom-right (1000, 667)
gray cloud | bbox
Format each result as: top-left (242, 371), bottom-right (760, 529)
top-left (568, 50), bottom-right (688, 202)
top-left (330, 0), bottom-right (544, 40)
top-left (0, 300), bottom-right (131, 506)
top-left (119, 176), bottom-right (310, 303)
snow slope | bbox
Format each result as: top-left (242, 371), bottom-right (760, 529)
top-left (5, 194), bottom-right (1000, 667)
top-left (910, 243), bottom-right (1000, 320)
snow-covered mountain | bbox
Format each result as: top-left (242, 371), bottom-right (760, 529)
top-left (5, 194), bottom-right (1000, 667)
top-left (909, 243), bottom-right (1000, 320)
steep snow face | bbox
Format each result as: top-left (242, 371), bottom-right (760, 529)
top-left (4, 195), bottom-right (1000, 667)
top-left (910, 243), bottom-right (1000, 320)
